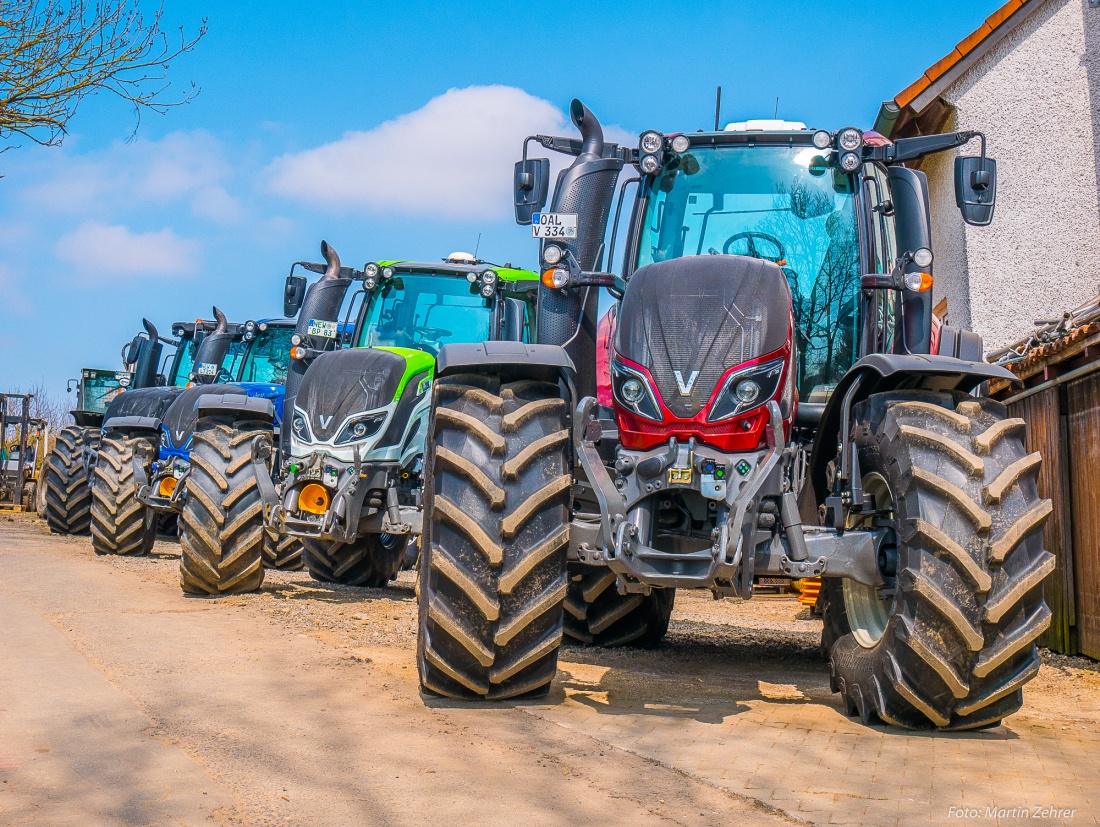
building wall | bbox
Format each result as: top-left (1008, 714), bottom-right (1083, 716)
top-left (923, 0), bottom-right (1100, 352)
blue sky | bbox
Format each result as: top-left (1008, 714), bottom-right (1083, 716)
top-left (0, 0), bottom-right (1006, 396)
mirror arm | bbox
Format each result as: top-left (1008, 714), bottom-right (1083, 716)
top-left (873, 130), bottom-right (985, 164)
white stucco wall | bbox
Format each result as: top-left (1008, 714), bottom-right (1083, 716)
top-left (922, 0), bottom-right (1100, 351)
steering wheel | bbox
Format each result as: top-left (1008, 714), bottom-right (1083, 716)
top-left (415, 327), bottom-right (452, 346)
top-left (721, 231), bottom-right (787, 264)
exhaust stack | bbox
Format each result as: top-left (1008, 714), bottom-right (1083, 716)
top-left (539, 99), bottom-right (623, 397)
top-left (131, 318), bottom-right (164, 389)
top-left (190, 307), bottom-right (233, 386)
top-left (282, 241), bottom-right (355, 456)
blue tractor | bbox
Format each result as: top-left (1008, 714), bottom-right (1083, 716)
top-left (89, 309), bottom-right (296, 561)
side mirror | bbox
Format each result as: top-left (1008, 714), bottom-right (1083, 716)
top-left (123, 335), bottom-right (142, 365)
top-left (955, 156), bottom-right (997, 226)
top-left (514, 158), bottom-right (550, 225)
top-left (284, 274), bottom-right (307, 317)
top-left (502, 298), bottom-right (526, 342)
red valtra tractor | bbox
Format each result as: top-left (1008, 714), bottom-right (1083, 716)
top-left (416, 99), bottom-right (1053, 730)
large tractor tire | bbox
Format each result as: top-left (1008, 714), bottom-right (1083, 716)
top-left (90, 435), bottom-right (157, 556)
top-left (179, 420), bottom-right (269, 596)
top-left (417, 375), bottom-right (570, 700)
top-left (822, 390), bottom-right (1054, 730)
top-left (263, 530), bottom-right (304, 571)
top-left (303, 533), bottom-right (404, 587)
top-left (564, 563), bottom-right (675, 648)
top-left (42, 426), bottom-right (100, 535)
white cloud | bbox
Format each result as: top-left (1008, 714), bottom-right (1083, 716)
top-left (191, 185), bottom-right (245, 223)
top-left (21, 131), bottom-right (233, 216)
top-left (267, 85), bottom-right (571, 219)
top-left (54, 222), bottom-right (198, 284)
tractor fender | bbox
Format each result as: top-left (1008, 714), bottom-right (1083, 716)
top-left (102, 415), bottom-right (162, 435)
top-left (806, 353), bottom-right (1016, 508)
top-left (70, 410), bottom-right (105, 428)
top-left (194, 392), bottom-right (275, 424)
top-left (436, 342), bottom-right (577, 399)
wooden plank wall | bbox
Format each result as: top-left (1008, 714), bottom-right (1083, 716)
top-left (1007, 388), bottom-right (1076, 653)
top-left (1065, 376), bottom-right (1100, 659)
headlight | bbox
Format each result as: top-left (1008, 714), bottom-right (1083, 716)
top-left (670, 134), bottom-right (690, 153)
top-left (382, 267), bottom-right (395, 279)
top-left (812, 130), bottom-right (832, 149)
top-left (543, 244), bottom-right (563, 265)
top-left (480, 269), bottom-right (497, 286)
top-left (837, 127), bottom-right (863, 152)
top-left (364, 277), bottom-right (377, 290)
top-left (258, 322), bottom-right (268, 331)
top-left (639, 130), bottom-right (663, 154)
top-left (364, 262), bottom-right (380, 278)
top-left (611, 360), bottom-right (662, 422)
top-left (334, 412), bottom-right (388, 445)
top-left (291, 334), bottom-right (302, 346)
top-left (480, 283), bottom-right (494, 298)
top-left (291, 413), bottom-right (311, 442)
top-left (639, 154), bottom-right (662, 175)
top-left (244, 320), bottom-right (256, 332)
top-left (466, 271), bottom-right (478, 283)
top-left (708, 358), bottom-right (785, 422)
top-left (838, 151), bottom-right (861, 173)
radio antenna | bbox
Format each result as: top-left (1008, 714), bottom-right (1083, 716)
top-left (774, 96), bottom-right (779, 119)
top-left (714, 86), bottom-right (722, 131)
top-left (474, 232), bottom-right (482, 259)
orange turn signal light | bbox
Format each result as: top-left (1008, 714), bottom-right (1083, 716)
top-left (298, 483), bottom-right (330, 515)
top-left (906, 272), bottom-right (934, 293)
top-left (158, 477), bottom-right (177, 497)
top-left (542, 267), bottom-right (569, 289)
top-left (290, 346), bottom-right (307, 360)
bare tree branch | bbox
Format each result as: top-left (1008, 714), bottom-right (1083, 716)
top-left (0, 0), bottom-right (207, 147)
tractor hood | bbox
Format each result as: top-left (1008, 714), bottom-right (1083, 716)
top-left (160, 384), bottom-right (247, 450)
top-left (294, 348), bottom-right (410, 443)
top-left (103, 386), bottom-right (184, 424)
top-left (614, 255), bottom-right (791, 419)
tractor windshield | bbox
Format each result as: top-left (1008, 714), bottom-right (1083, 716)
top-left (357, 274), bottom-right (493, 357)
top-left (238, 326), bottom-right (293, 384)
top-left (80, 370), bottom-right (127, 414)
top-left (167, 335), bottom-right (198, 387)
top-left (635, 144), bottom-right (860, 401)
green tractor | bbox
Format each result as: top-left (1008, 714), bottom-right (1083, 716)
top-left (415, 99), bottom-right (1054, 731)
top-left (265, 251), bottom-right (539, 588)
top-left (41, 318), bottom-right (200, 535)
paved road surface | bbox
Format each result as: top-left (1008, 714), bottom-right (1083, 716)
top-left (1, 515), bottom-right (1097, 826)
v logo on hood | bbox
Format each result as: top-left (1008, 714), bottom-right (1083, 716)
top-left (673, 370), bottom-right (699, 395)
top-left (318, 414), bottom-right (333, 429)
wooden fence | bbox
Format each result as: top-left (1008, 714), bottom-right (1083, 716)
top-left (991, 325), bottom-right (1100, 658)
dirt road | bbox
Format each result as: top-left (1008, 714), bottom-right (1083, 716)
top-left (1, 515), bottom-right (1097, 826)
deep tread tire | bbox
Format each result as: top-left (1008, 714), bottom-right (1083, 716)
top-left (42, 426), bottom-right (100, 535)
top-left (823, 391), bottom-right (1054, 730)
top-left (263, 530), bottom-right (304, 570)
top-left (302, 533), bottom-right (404, 586)
top-left (418, 375), bottom-right (570, 700)
top-left (90, 435), bottom-right (156, 556)
top-left (564, 564), bottom-right (675, 648)
top-left (179, 420), bottom-right (268, 596)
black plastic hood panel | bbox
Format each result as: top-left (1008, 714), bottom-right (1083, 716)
top-left (162, 384), bottom-right (246, 447)
top-left (296, 348), bottom-right (405, 442)
top-left (103, 387), bottom-right (184, 424)
top-left (614, 255), bottom-right (791, 418)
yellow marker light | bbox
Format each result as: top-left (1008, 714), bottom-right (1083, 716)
top-left (298, 483), bottom-right (330, 515)
top-left (158, 477), bottom-right (177, 497)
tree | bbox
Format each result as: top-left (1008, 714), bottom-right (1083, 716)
top-left (0, 0), bottom-right (206, 147)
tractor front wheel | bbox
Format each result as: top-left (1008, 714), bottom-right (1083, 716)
top-left (90, 435), bottom-right (156, 556)
top-left (564, 564), bottom-right (674, 648)
top-left (417, 375), bottom-right (570, 700)
top-left (822, 391), bottom-right (1054, 730)
top-left (42, 426), bottom-right (100, 535)
top-left (302, 532), bottom-right (405, 587)
top-left (179, 420), bottom-right (270, 595)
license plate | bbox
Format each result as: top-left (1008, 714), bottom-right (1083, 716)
top-left (196, 362), bottom-right (217, 376)
top-left (531, 212), bottom-right (578, 240)
top-left (307, 319), bottom-right (337, 338)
